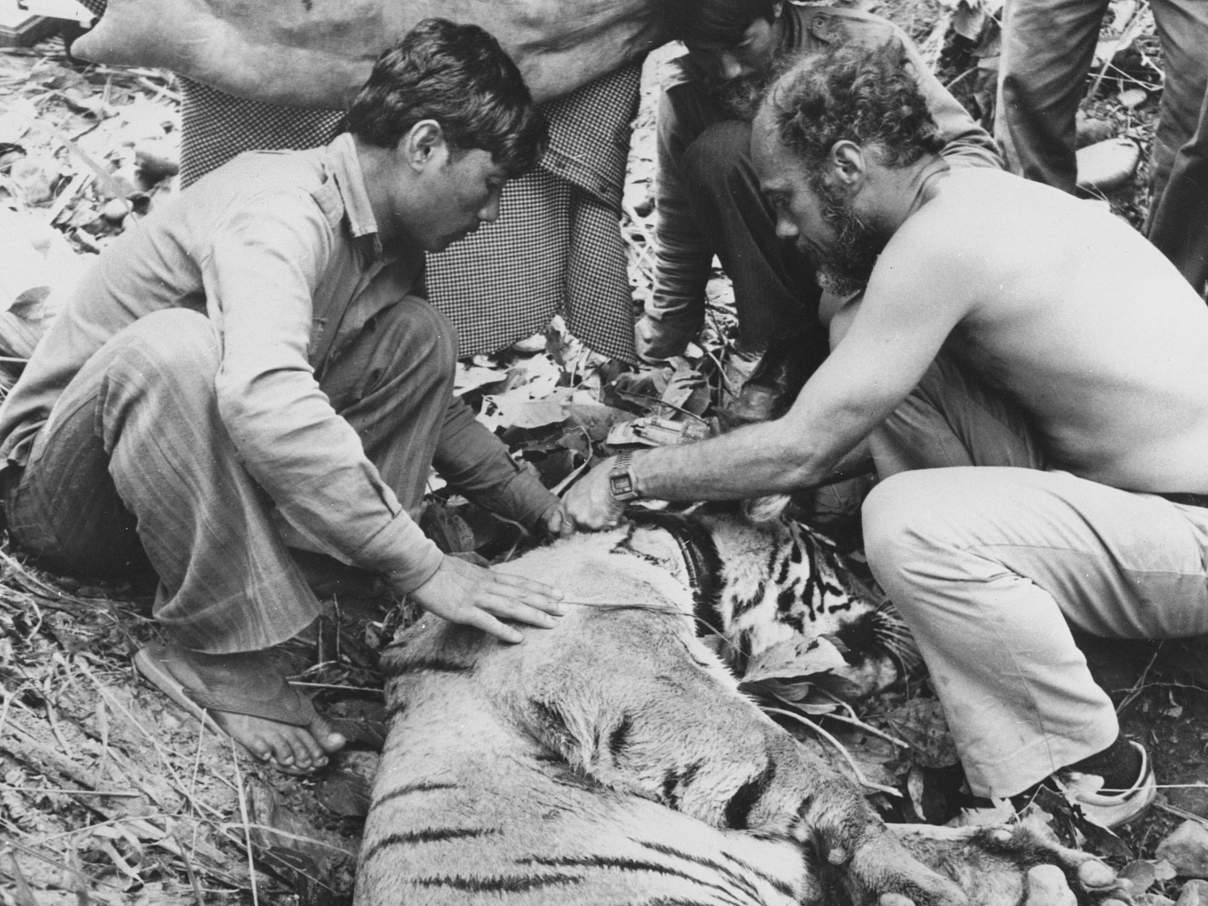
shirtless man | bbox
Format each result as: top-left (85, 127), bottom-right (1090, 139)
top-left (567, 41), bottom-right (1208, 826)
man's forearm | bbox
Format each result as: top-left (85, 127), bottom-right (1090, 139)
top-left (434, 397), bottom-right (558, 527)
top-left (626, 419), bottom-right (837, 502)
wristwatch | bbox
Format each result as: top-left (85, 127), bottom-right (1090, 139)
top-left (608, 449), bottom-right (641, 502)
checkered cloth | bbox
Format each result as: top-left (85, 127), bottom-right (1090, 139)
top-left (174, 67), bottom-right (641, 362)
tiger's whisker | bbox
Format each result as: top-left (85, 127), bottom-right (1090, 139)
top-left (559, 600), bottom-right (683, 614)
top-left (763, 706), bottom-right (902, 798)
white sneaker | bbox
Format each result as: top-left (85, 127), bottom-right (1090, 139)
top-left (949, 741), bottom-right (1156, 830)
top-left (1055, 740), bottom-right (1156, 829)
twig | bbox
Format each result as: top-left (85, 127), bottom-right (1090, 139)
top-left (763, 705), bottom-right (902, 798)
top-left (1113, 643), bottom-right (1161, 714)
top-left (232, 747), bottom-right (260, 906)
top-left (1156, 801), bottom-right (1208, 827)
top-left (0, 786), bottom-right (139, 798)
top-left (217, 822), bottom-right (357, 857)
top-left (0, 846), bottom-right (39, 906)
top-left (1087, 0), bottom-right (1153, 100)
top-left (771, 691), bottom-right (909, 750)
top-left (172, 827), bottom-right (206, 906)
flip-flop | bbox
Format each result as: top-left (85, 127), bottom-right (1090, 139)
top-left (133, 642), bottom-right (323, 773)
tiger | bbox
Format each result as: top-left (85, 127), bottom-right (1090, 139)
top-left (353, 508), bottom-right (1126, 906)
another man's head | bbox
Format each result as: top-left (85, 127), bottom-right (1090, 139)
top-left (752, 42), bottom-right (944, 294)
top-left (347, 18), bottom-right (548, 251)
top-left (667, 0), bottom-right (786, 119)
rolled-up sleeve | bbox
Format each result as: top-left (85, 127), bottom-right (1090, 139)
top-left (201, 189), bottom-right (443, 591)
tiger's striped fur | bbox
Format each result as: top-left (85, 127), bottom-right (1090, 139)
top-left (353, 513), bottom-right (1103, 906)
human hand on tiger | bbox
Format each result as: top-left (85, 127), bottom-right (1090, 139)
top-left (564, 455), bottom-right (628, 529)
top-left (403, 555), bottom-right (565, 644)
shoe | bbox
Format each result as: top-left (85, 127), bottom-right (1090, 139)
top-left (134, 642), bottom-right (329, 774)
top-left (1054, 740), bottom-right (1156, 829)
top-left (949, 741), bottom-right (1156, 830)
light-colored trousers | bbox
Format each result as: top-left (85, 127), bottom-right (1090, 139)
top-left (6, 300), bottom-right (455, 655)
top-left (862, 356), bottom-right (1208, 797)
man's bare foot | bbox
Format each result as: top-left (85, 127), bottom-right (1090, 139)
top-left (134, 642), bottom-right (346, 772)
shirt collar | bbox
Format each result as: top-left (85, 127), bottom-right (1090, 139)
top-left (326, 132), bottom-right (386, 260)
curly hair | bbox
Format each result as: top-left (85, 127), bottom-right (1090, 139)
top-left (662, 0), bottom-right (779, 46)
top-left (346, 18), bottom-right (547, 176)
top-left (763, 42), bottom-right (944, 173)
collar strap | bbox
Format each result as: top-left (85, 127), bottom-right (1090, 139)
top-left (628, 510), bottom-right (724, 637)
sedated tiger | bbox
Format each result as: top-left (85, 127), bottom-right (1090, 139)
top-left (354, 509), bottom-right (1125, 906)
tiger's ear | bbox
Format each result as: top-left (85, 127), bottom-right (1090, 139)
top-left (742, 494), bottom-right (791, 523)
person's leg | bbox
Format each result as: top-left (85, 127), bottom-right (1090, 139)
top-left (319, 295), bottom-right (458, 514)
top-left (1146, 10), bottom-right (1208, 294)
top-left (863, 465), bottom-right (1208, 798)
top-left (869, 353), bottom-right (1048, 477)
top-left (6, 308), bottom-right (341, 769)
top-left (680, 120), bottom-right (827, 363)
top-left (1146, 0), bottom-right (1208, 206)
top-left (995, 0), bottom-right (1109, 192)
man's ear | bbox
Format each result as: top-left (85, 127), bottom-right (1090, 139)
top-left (400, 119), bottom-right (447, 171)
top-left (827, 140), bottom-right (867, 191)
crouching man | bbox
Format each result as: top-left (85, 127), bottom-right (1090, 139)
top-left (0, 19), bottom-right (569, 773)
top-left (568, 40), bottom-right (1208, 829)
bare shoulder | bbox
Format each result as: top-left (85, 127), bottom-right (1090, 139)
top-left (879, 168), bottom-right (1086, 287)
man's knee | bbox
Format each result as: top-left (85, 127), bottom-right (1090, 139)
top-left (682, 121), bottom-right (754, 197)
top-left (364, 296), bottom-right (457, 375)
top-left (109, 308), bottom-right (220, 380)
top-left (861, 471), bottom-right (964, 599)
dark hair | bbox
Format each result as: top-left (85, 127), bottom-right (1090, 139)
top-left (663, 0), bottom-right (779, 46)
top-left (762, 42), bottom-right (945, 173)
top-left (347, 18), bottom-right (548, 175)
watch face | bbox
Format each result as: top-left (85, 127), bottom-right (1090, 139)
top-left (609, 473), bottom-right (636, 499)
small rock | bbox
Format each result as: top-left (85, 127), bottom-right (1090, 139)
top-left (510, 332), bottom-right (547, 354)
top-left (1119, 87), bottom-right (1149, 109)
top-left (1179, 879), bottom-right (1208, 906)
top-left (1076, 137), bottom-right (1142, 194)
top-left (1158, 821), bottom-right (1208, 879)
top-left (1025, 864), bottom-right (1077, 906)
top-left (101, 198), bottom-right (131, 224)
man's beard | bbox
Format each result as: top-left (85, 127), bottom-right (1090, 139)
top-left (679, 57), bottom-right (771, 122)
top-left (707, 71), bottom-right (769, 121)
top-left (809, 183), bottom-right (889, 297)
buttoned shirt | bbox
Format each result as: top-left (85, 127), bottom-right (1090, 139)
top-left (0, 133), bottom-right (548, 591)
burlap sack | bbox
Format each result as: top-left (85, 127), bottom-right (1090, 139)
top-left (72, 0), bottom-right (667, 107)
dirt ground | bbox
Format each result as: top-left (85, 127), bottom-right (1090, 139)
top-left (2, 2), bottom-right (1207, 905)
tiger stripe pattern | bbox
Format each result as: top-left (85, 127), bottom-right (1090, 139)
top-left (353, 512), bottom-right (1066, 906)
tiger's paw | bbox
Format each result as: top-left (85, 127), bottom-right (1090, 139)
top-left (890, 817), bottom-right (1133, 906)
top-left (837, 831), bottom-right (970, 906)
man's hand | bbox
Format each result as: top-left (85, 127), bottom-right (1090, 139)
top-left (564, 456), bottom-right (627, 530)
top-left (405, 556), bottom-right (565, 644)
top-left (537, 501), bottom-right (576, 539)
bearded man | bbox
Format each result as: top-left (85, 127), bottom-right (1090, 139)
top-left (568, 40), bottom-right (1208, 829)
